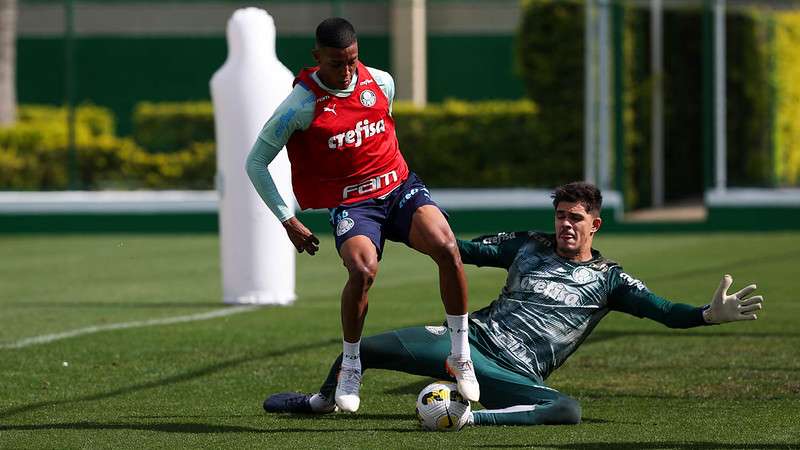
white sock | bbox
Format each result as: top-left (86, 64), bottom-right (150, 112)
top-left (309, 393), bottom-right (335, 413)
top-left (446, 314), bottom-right (470, 359)
top-left (342, 339), bottom-right (361, 371)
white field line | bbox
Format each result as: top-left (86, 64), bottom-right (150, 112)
top-left (0, 305), bottom-right (260, 350)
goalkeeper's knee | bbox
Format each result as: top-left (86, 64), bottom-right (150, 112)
top-left (547, 396), bottom-right (581, 425)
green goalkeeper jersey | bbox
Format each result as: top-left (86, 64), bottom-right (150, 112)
top-left (458, 231), bottom-right (708, 383)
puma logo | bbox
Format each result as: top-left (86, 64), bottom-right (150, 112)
top-left (323, 104), bottom-right (337, 116)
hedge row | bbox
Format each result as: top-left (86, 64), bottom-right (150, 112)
top-left (129, 99), bottom-right (580, 188)
top-left (17, 104), bottom-right (116, 137)
top-left (393, 100), bottom-right (583, 187)
top-left (0, 105), bottom-right (214, 190)
top-left (132, 101), bottom-right (215, 153)
top-left (6, 100), bottom-right (585, 190)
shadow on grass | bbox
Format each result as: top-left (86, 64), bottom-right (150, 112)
top-left (309, 412), bottom-right (412, 421)
top-left (0, 337), bottom-right (340, 420)
top-left (0, 421), bottom-right (418, 434)
top-left (471, 443), bottom-right (797, 449)
top-left (120, 414), bottom-right (265, 419)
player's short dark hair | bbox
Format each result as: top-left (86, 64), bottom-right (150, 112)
top-left (551, 182), bottom-right (603, 215)
top-left (315, 17), bottom-right (357, 49)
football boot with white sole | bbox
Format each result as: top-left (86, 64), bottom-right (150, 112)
top-left (335, 366), bottom-right (362, 412)
top-left (445, 355), bottom-right (480, 402)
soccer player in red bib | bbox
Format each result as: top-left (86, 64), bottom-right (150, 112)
top-left (246, 17), bottom-right (479, 412)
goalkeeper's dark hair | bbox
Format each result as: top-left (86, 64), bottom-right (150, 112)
top-left (315, 17), bottom-right (357, 49)
top-left (551, 182), bottom-right (603, 215)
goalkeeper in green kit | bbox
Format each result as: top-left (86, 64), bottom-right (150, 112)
top-left (264, 182), bottom-right (764, 426)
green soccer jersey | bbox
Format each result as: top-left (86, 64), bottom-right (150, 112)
top-left (458, 231), bottom-right (708, 383)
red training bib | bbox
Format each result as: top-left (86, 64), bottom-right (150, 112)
top-left (286, 62), bottom-right (409, 209)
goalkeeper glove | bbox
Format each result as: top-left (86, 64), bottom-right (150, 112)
top-left (702, 274), bottom-right (763, 324)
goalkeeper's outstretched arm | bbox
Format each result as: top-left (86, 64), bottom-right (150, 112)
top-left (456, 231), bottom-right (532, 269)
top-left (608, 272), bottom-right (764, 328)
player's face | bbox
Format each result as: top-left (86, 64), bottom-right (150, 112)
top-left (554, 201), bottom-right (602, 261)
top-left (312, 42), bottom-right (359, 90)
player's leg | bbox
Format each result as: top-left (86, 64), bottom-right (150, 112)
top-left (317, 326), bottom-right (580, 425)
top-left (266, 325), bottom-right (580, 425)
top-left (266, 325), bottom-right (580, 424)
top-left (318, 325), bottom-right (454, 400)
top-left (339, 236), bottom-right (378, 343)
top-left (472, 386), bottom-right (581, 426)
top-left (408, 205), bottom-right (468, 320)
top-left (469, 351), bottom-right (581, 426)
top-left (386, 173), bottom-right (477, 401)
top-left (263, 325), bottom-right (451, 414)
top-left (330, 203), bottom-right (386, 412)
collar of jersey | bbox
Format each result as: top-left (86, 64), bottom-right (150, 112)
top-left (310, 69), bottom-right (359, 98)
top-left (553, 248), bottom-right (603, 265)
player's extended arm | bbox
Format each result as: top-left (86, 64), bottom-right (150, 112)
top-left (245, 137), bottom-right (320, 255)
top-left (609, 272), bottom-right (763, 327)
top-left (245, 137), bottom-right (293, 222)
top-left (245, 87), bottom-right (320, 255)
top-left (456, 232), bottom-right (529, 269)
top-left (702, 274), bottom-right (763, 324)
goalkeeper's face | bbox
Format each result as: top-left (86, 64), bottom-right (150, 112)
top-left (554, 201), bottom-right (602, 261)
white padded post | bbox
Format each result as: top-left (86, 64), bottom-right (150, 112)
top-left (210, 8), bottom-right (296, 305)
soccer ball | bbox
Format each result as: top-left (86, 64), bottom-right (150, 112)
top-left (415, 381), bottom-right (471, 431)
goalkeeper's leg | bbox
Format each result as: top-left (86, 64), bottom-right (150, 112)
top-left (468, 350), bottom-right (580, 426)
top-left (319, 326), bottom-right (452, 399)
top-left (314, 325), bottom-right (580, 425)
top-left (264, 326), bottom-right (449, 414)
top-left (471, 384), bottom-right (581, 426)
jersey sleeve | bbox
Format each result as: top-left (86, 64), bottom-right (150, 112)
top-left (457, 231), bottom-right (530, 269)
top-left (366, 67), bottom-right (395, 114)
top-left (257, 84), bottom-right (316, 149)
top-left (245, 139), bottom-right (293, 221)
top-left (607, 268), bottom-right (708, 328)
top-left (245, 85), bottom-right (316, 222)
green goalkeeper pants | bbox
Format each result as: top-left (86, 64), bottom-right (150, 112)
top-left (319, 326), bottom-right (581, 426)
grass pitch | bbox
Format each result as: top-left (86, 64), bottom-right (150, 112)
top-left (1, 231), bottom-right (799, 448)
